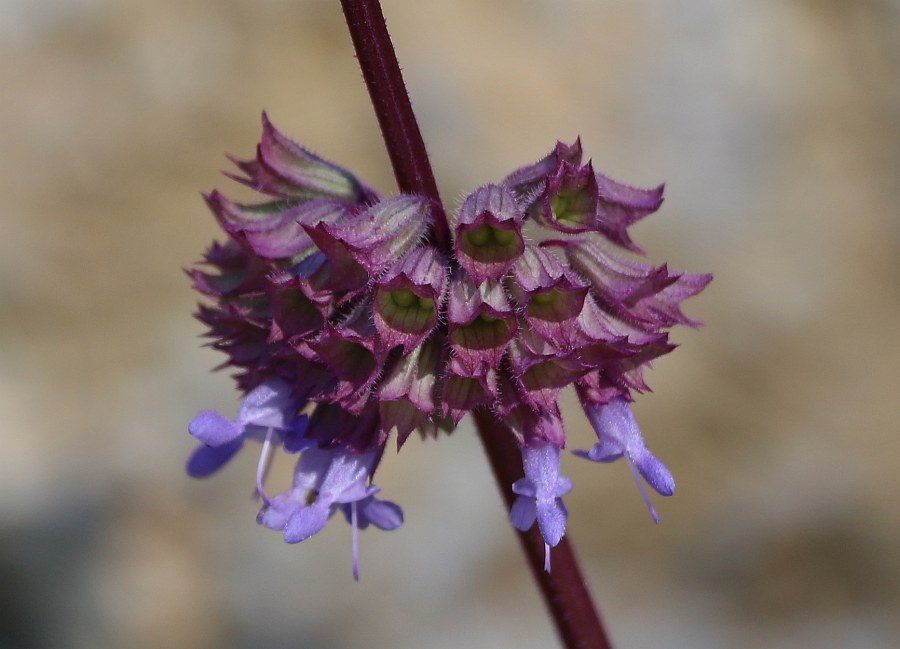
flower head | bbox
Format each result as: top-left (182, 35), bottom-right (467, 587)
top-left (186, 116), bottom-right (709, 574)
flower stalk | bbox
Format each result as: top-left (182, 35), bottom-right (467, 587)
top-left (340, 1), bottom-right (612, 646)
top-left (339, 0), bottom-right (452, 253)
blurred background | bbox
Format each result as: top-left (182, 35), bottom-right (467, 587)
top-left (2, 0), bottom-right (898, 647)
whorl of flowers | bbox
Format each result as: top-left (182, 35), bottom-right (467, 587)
top-left (186, 114), bottom-right (710, 576)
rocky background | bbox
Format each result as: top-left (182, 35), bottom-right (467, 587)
top-left (2, 0), bottom-right (898, 647)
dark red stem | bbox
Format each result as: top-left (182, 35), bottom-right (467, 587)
top-left (339, 0), bottom-right (452, 254)
top-left (340, 1), bottom-right (612, 647)
top-left (473, 409), bottom-right (612, 649)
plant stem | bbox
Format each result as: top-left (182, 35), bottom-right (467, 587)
top-left (339, 0), bottom-right (452, 254)
top-left (340, 1), bottom-right (612, 647)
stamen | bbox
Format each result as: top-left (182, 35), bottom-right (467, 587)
top-left (351, 501), bottom-right (360, 581)
top-left (255, 427), bottom-right (276, 506)
top-left (544, 542), bottom-right (552, 573)
top-left (625, 455), bottom-right (660, 523)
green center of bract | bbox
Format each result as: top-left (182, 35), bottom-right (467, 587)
top-left (378, 287), bottom-right (436, 333)
top-left (551, 192), bottom-right (594, 227)
top-left (452, 313), bottom-right (514, 350)
top-left (459, 224), bottom-right (523, 267)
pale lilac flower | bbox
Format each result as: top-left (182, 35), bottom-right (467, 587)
top-left (186, 379), bottom-right (308, 486)
top-left (575, 395), bottom-right (675, 523)
top-left (510, 441), bottom-right (573, 571)
top-left (258, 445), bottom-right (401, 579)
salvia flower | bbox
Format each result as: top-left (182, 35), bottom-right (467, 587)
top-left (510, 441), bottom-right (573, 571)
top-left (574, 394), bottom-right (675, 523)
top-left (187, 114), bottom-right (710, 575)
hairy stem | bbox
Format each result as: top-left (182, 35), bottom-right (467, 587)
top-left (340, 0), bottom-right (452, 253)
top-left (340, 1), bottom-right (612, 647)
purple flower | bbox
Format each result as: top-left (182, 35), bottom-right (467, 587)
top-left (186, 379), bottom-right (308, 485)
top-left (186, 117), bottom-right (709, 574)
top-left (258, 445), bottom-right (402, 579)
top-left (575, 395), bottom-right (675, 523)
top-left (509, 441), bottom-right (573, 571)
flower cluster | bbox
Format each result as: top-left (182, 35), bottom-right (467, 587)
top-left (186, 114), bottom-right (710, 575)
